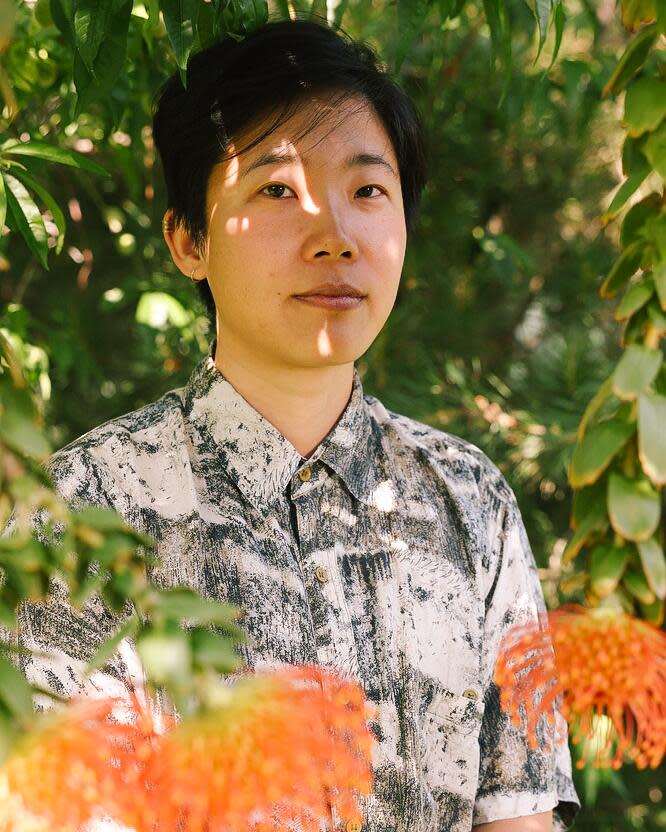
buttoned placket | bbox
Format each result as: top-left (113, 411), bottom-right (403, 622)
top-left (289, 460), bottom-right (363, 832)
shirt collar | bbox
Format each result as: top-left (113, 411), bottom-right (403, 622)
top-left (183, 341), bottom-right (378, 510)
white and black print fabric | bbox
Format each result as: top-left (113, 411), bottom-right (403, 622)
top-left (18, 340), bottom-right (581, 831)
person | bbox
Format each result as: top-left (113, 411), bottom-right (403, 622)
top-left (18, 17), bottom-right (581, 832)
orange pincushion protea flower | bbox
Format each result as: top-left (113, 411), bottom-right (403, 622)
top-left (0, 689), bottom-right (164, 832)
top-left (1, 664), bottom-right (376, 832)
top-left (495, 604), bottom-right (666, 770)
top-left (145, 664), bottom-right (376, 832)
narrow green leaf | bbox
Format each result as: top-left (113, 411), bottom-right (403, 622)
top-left (0, 656), bottom-right (34, 721)
top-left (548, 0), bottom-right (564, 69)
top-left (87, 614), bottom-right (140, 674)
top-left (644, 120), bottom-right (666, 179)
top-left (615, 279), bottom-right (654, 320)
top-left (623, 76), bottom-right (666, 137)
top-left (603, 168), bottom-right (650, 223)
top-left (73, 0), bottom-right (107, 74)
top-left (655, 260), bottom-right (666, 310)
top-left (563, 508), bottom-right (608, 564)
top-left (602, 24), bottom-right (658, 98)
top-left (647, 300), bottom-right (666, 331)
top-left (0, 174), bottom-right (5, 232)
top-left (11, 170), bottom-right (67, 256)
top-left (570, 419), bottom-right (635, 488)
top-left (395, 0), bottom-right (430, 69)
top-left (620, 192), bottom-right (661, 249)
top-left (612, 344), bottom-right (661, 400)
top-left (623, 568), bottom-right (656, 604)
top-left (599, 240), bottom-right (644, 298)
top-left (576, 377), bottom-right (614, 440)
top-left (151, 587), bottom-right (244, 629)
top-left (637, 537), bottom-right (666, 599)
top-left (161, 0), bottom-right (200, 72)
top-left (3, 174), bottom-right (48, 270)
top-left (590, 544), bottom-right (630, 598)
top-left (1, 140), bottom-right (110, 177)
top-left (608, 471), bottom-right (661, 541)
top-left (638, 392), bottom-right (666, 484)
top-left (333, 0), bottom-right (350, 26)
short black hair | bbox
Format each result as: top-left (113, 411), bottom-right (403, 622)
top-left (152, 18), bottom-right (427, 321)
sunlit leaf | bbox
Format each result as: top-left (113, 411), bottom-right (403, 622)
top-left (608, 471), bottom-right (660, 541)
top-left (644, 120), bottom-right (666, 179)
top-left (570, 419), bottom-right (635, 488)
top-left (623, 77), bottom-right (666, 137)
top-left (637, 537), bottom-right (666, 599)
top-left (620, 192), bottom-right (661, 248)
top-left (136, 292), bottom-right (191, 329)
top-left (0, 656), bottom-right (34, 722)
top-left (1, 139), bottom-right (110, 177)
top-left (563, 507), bottom-right (608, 564)
top-left (638, 391), bottom-right (666, 484)
top-left (161, 0), bottom-right (200, 74)
top-left (12, 170), bottom-right (67, 256)
top-left (136, 629), bottom-right (191, 686)
top-left (612, 344), bottom-right (661, 399)
top-left (3, 173), bottom-right (48, 269)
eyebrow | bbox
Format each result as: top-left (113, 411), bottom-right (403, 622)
top-left (240, 150), bottom-right (398, 179)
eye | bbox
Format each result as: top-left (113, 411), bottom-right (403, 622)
top-left (355, 184), bottom-right (386, 199)
top-left (260, 183), bottom-right (296, 199)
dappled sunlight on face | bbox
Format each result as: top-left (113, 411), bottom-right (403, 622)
top-left (203, 95), bottom-right (408, 372)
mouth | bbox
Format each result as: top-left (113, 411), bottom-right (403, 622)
top-left (292, 282), bottom-right (367, 310)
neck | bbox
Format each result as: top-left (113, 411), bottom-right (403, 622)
top-left (212, 332), bottom-right (355, 460)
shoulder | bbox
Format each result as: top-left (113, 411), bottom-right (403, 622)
top-left (46, 386), bottom-right (186, 508)
top-left (363, 392), bottom-right (512, 504)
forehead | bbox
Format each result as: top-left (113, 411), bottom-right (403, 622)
top-left (235, 94), bottom-right (397, 169)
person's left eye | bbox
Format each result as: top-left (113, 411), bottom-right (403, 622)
top-left (355, 184), bottom-right (386, 199)
top-left (260, 183), bottom-right (296, 199)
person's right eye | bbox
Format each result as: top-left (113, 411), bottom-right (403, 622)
top-left (260, 183), bottom-right (296, 199)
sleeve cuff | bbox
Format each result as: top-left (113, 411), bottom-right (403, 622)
top-left (472, 791), bottom-right (559, 827)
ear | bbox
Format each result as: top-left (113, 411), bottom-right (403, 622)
top-left (162, 210), bottom-right (208, 281)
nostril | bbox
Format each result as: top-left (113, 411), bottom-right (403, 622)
top-left (314, 251), bottom-right (329, 258)
top-left (341, 251), bottom-right (352, 258)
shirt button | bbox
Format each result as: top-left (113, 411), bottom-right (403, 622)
top-left (315, 566), bottom-right (329, 584)
top-left (298, 466), bottom-right (312, 482)
top-left (343, 821), bottom-right (363, 832)
top-left (463, 688), bottom-right (479, 701)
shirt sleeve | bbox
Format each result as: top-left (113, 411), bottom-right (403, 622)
top-left (473, 470), bottom-right (581, 829)
top-left (13, 444), bottom-right (144, 709)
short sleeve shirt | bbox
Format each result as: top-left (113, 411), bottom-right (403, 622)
top-left (19, 341), bottom-right (581, 831)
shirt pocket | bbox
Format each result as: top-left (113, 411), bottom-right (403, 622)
top-left (422, 687), bottom-right (485, 798)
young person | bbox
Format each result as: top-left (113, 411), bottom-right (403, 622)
top-left (20, 18), bottom-right (580, 832)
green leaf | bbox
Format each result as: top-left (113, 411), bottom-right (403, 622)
top-left (644, 120), bottom-right (666, 179)
top-left (11, 170), bottom-right (66, 256)
top-left (621, 0), bottom-right (658, 30)
top-left (136, 630), bottom-right (191, 686)
top-left (151, 587), bottom-right (243, 629)
top-left (3, 173), bottom-right (48, 270)
top-left (0, 656), bottom-right (34, 721)
top-left (73, 0), bottom-right (107, 74)
top-left (655, 260), bottom-right (666, 310)
top-left (395, 0), bottom-right (430, 69)
top-left (482, 0), bottom-right (512, 105)
top-left (1, 140), bottom-right (110, 177)
top-left (576, 377), bottom-right (615, 441)
top-left (638, 392), bottom-right (666, 485)
top-left (603, 167), bottom-right (650, 222)
top-left (620, 192), bottom-right (661, 249)
top-left (639, 596), bottom-right (664, 625)
top-left (602, 24), bottom-right (658, 98)
top-left (599, 240), bottom-right (644, 298)
top-left (608, 471), bottom-right (661, 541)
top-left (191, 629), bottom-right (244, 672)
top-left (615, 279), bottom-right (654, 320)
top-left (637, 537), bottom-right (666, 599)
top-left (623, 567), bottom-right (656, 604)
top-left (87, 614), bottom-right (140, 674)
top-left (623, 77), bottom-right (666, 137)
top-left (548, 0), bottom-right (564, 69)
top-left (590, 544), bottom-right (630, 598)
top-left (647, 299), bottom-right (666, 331)
top-left (570, 419), bottom-right (635, 488)
top-left (136, 292), bottom-right (192, 329)
top-left (72, 505), bottom-right (132, 534)
top-left (563, 507), bottom-right (608, 564)
top-left (0, 173), bottom-right (5, 233)
top-left (161, 0), bottom-right (200, 73)
top-left (0, 404), bottom-right (51, 460)
top-left (612, 344), bottom-right (661, 400)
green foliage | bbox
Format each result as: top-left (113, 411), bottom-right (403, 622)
top-left (1, 0), bottom-right (666, 825)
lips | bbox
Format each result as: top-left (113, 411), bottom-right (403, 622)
top-left (293, 282), bottom-right (366, 299)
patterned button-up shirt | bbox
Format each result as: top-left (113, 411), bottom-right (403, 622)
top-left (19, 341), bottom-right (580, 831)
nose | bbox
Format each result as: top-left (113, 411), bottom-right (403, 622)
top-left (301, 201), bottom-right (358, 262)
